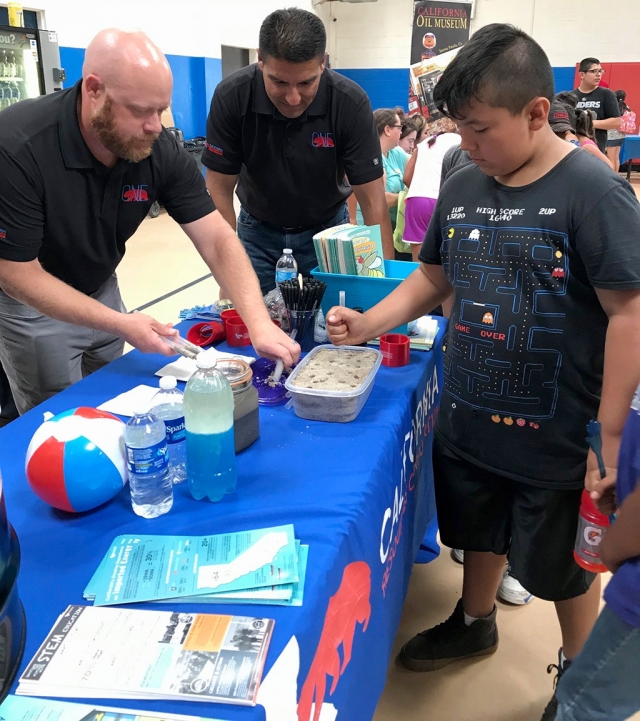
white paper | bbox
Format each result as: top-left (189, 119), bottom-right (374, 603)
top-left (156, 347), bottom-right (255, 382)
top-left (97, 385), bottom-right (159, 417)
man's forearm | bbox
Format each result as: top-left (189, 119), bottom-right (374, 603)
top-left (189, 214), bottom-right (271, 330)
top-left (594, 117), bottom-right (621, 131)
top-left (354, 179), bottom-right (395, 260)
top-left (0, 260), bottom-right (125, 335)
top-left (205, 171), bottom-right (237, 231)
top-left (598, 313), bottom-right (640, 462)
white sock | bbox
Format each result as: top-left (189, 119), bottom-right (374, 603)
top-left (464, 611), bottom-right (479, 626)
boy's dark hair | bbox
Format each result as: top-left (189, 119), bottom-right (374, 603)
top-left (259, 8), bottom-right (326, 63)
top-left (433, 24), bottom-right (554, 119)
top-left (579, 57), bottom-right (600, 73)
top-left (373, 108), bottom-right (399, 136)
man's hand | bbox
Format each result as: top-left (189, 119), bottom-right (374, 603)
top-left (117, 312), bottom-right (179, 356)
top-left (249, 320), bottom-right (301, 367)
top-left (585, 448), bottom-right (618, 515)
top-left (326, 307), bottom-right (373, 346)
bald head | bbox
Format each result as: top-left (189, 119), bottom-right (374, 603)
top-left (79, 29), bottom-right (173, 165)
top-left (83, 28), bottom-right (172, 91)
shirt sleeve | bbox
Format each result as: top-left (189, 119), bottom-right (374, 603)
top-left (418, 197), bottom-right (444, 265)
top-left (201, 88), bottom-right (243, 175)
top-left (339, 95), bottom-right (384, 186)
top-left (603, 89), bottom-right (621, 119)
top-left (158, 135), bottom-right (216, 226)
top-left (574, 183), bottom-right (640, 289)
top-left (0, 146), bottom-right (44, 262)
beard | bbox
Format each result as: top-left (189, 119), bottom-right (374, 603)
top-left (91, 95), bottom-right (159, 163)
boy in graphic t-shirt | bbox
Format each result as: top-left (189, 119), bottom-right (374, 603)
top-left (572, 57), bottom-right (621, 153)
top-left (326, 24), bottom-right (640, 721)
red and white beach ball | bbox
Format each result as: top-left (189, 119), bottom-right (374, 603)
top-left (25, 407), bottom-right (127, 512)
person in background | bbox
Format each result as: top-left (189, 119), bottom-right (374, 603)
top-left (355, 109), bottom-right (409, 232)
top-left (0, 29), bottom-right (299, 415)
top-left (402, 119), bottom-right (460, 262)
top-left (575, 109), bottom-right (614, 168)
top-left (413, 114), bottom-right (428, 145)
top-left (551, 98), bottom-right (613, 168)
top-left (573, 58), bottom-right (620, 153)
top-left (554, 386), bottom-right (640, 721)
top-left (606, 90), bottom-right (631, 173)
top-left (203, 8), bottom-right (393, 296)
top-left (399, 117), bottom-right (418, 155)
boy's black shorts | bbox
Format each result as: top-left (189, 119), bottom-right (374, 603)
top-left (433, 437), bottom-right (596, 602)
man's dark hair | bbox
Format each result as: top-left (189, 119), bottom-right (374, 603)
top-left (579, 57), bottom-right (600, 73)
top-left (433, 23), bottom-right (554, 119)
top-left (259, 8), bottom-right (326, 63)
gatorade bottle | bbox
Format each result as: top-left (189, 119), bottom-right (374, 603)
top-left (573, 490), bottom-right (611, 573)
top-left (184, 354), bottom-right (237, 502)
top-left (275, 249), bottom-right (298, 285)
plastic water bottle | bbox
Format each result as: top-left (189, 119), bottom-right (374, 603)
top-left (184, 354), bottom-right (237, 502)
top-left (275, 248), bottom-right (298, 285)
top-left (151, 376), bottom-right (187, 485)
top-left (124, 407), bottom-right (173, 518)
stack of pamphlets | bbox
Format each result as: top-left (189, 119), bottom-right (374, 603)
top-left (83, 524), bottom-right (308, 607)
top-left (313, 223), bottom-right (386, 277)
top-left (16, 606), bottom-right (273, 706)
top-left (0, 695), bottom-right (228, 720)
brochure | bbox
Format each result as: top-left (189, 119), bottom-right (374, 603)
top-left (0, 694), bottom-right (227, 720)
top-left (84, 525), bottom-right (298, 606)
top-left (17, 606), bottom-right (274, 706)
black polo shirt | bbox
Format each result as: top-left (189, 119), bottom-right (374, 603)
top-left (202, 64), bottom-right (383, 228)
top-left (0, 81), bottom-right (215, 295)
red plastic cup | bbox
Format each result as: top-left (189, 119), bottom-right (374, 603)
top-left (379, 333), bottom-right (410, 367)
top-left (226, 316), bottom-right (251, 347)
top-left (186, 321), bottom-right (225, 347)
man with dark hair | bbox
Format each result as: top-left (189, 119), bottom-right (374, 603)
top-left (325, 23), bottom-right (640, 721)
top-left (203, 7), bottom-right (392, 295)
top-left (573, 57), bottom-right (620, 153)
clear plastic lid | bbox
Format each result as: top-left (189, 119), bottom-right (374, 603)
top-left (282, 248), bottom-right (292, 254)
top-left (215, 359), bottom-right (252, 388)
top-left (159, 376), bottom-right (177, 389)
top-left (196, 355), bottom-right (217, 370)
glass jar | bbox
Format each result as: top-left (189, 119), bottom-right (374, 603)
top-left (215, 359), bottom-right (260, 453)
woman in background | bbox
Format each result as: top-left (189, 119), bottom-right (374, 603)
top-left (399, 117), bottom-right (418, 155)
top-left (354, 108), bottom-right (409, 232)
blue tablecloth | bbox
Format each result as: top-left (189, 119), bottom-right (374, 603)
top-left (620, 134), bottom-right (640, 164)
top-left (1, 320), bottom-right (445, 721)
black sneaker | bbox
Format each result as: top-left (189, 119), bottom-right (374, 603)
top-left (398, 599), bottom-right (498, 671)
top-left (540, 649), bottom-right (572, 721)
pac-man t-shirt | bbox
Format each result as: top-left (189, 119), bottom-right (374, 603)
top-left (419, 149), bottom-right (640, 488)
top-left (0, 81), bottom-right (214, 295)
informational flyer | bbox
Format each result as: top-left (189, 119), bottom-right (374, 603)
top-left (0, 694), bottom-right (227, 720)
top-left (17, 606), bottom-right (274, 706)
top-left (84, 525), bottom-right (298, 605)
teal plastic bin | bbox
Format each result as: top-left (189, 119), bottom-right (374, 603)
top-left (311, 260), bottom-right (419, 334)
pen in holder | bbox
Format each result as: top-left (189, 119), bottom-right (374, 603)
top-left (288, 309), bottom-right (318, 352)
top-left (279, 278), bottom-right (327, 353)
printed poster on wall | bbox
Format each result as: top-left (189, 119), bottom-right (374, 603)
top-left (408, 1), bottom-right (472, 129)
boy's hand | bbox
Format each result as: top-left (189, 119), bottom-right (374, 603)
top-left (326, 306), bottom-right (372, 346)
top-left (585, 449), bottom-right (617, 515)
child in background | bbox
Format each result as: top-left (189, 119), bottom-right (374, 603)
top-left (554, 388), bottom-right (640, 721)
top-left (575, 109), bottom-right (614, 168)
top-left (327, 24), bottom-right (640, 721)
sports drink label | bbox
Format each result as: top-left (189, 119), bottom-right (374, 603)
top-left (574, 515), bottom-right (606, 563)
top-left (164, 417), bottom-right (185, 444)
top-left (126, 440), bottom-right (169, 476)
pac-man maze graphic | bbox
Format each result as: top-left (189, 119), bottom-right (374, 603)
top-left (441, 224), bottom-right (569, 420)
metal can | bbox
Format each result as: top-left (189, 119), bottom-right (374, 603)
top-left (215, 359), bottom-right (260, 453)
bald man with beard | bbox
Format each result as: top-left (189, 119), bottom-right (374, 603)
top-left (0, 29), bottom-right (299, 414)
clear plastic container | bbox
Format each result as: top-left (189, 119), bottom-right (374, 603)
top-left (284, 345), bottom-right (382, 423)
top-left (276, 249), bottom-right (298, 285)
top-left (215, 359), bottom-right (260, 453)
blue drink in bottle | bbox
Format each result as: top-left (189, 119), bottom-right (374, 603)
top-left (184, 354), bottom-right (237, 501)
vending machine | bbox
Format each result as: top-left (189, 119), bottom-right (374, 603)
top-left (0, 26), bottom-right (64, 109)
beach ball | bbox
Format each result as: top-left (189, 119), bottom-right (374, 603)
top-left (25, 407), bottom-right (127, 513)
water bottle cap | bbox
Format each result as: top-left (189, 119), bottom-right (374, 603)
top-left (196, 355), bottom-right (217, 370)
top-left (282, 248), bottom-right (292, 254)
top-left (159, 376), bottom-right (177, 389)
top-left (133, 405), bottom-right (151, 416)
